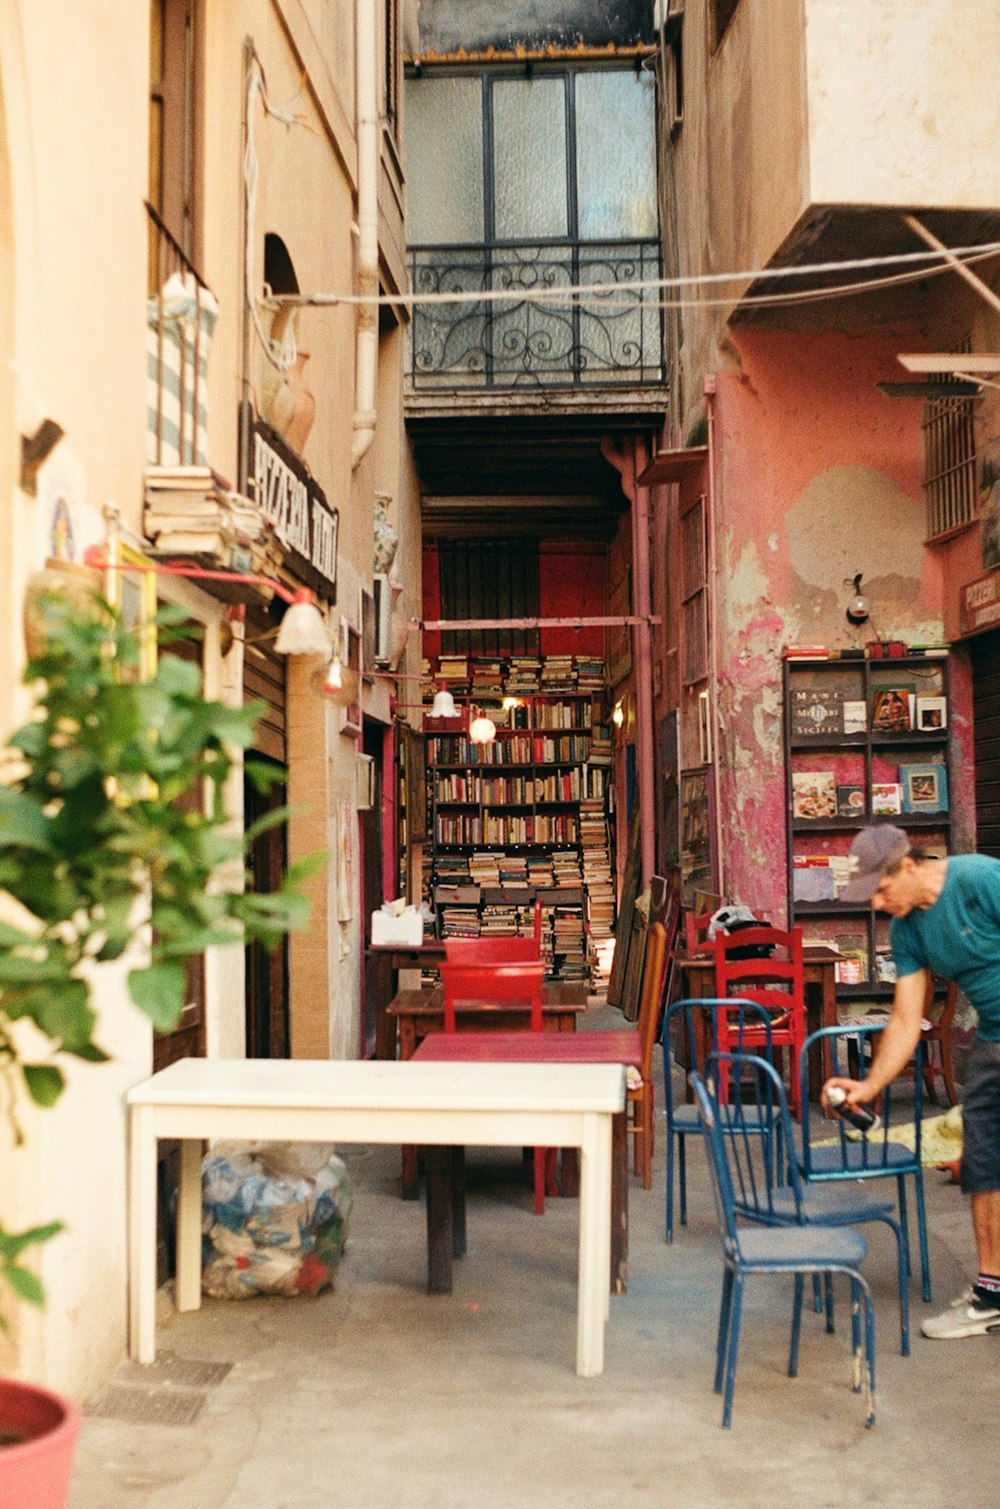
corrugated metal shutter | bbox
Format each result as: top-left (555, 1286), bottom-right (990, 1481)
top-left (971, 629), bottom-right (1000, 856)
top-left (244, 614), bottom-right (286, 762)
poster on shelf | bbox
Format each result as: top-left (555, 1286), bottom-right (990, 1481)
top-left (791, 771), bottom-right (837, 820)
top-left (871, 688), bottom-right (912, 732)
top-left (871, 782), bottom-right (903, 815)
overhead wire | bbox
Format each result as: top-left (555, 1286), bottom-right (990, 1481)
top-left (264, 239), bottom-right (1000, 315)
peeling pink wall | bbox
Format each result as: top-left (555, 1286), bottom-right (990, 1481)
top-left (710, 324), bottom-right (950, 916)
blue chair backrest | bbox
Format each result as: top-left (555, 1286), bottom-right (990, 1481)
top-left (798, 1022), bottom-right (925, 1179)
top-left (661, 997), bottom-right (774, 1121)
top-left (706, 1050), bottom-right (806, 1224)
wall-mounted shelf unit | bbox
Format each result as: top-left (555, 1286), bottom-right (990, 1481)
top-left (783, 652), bottom-right (951, 999)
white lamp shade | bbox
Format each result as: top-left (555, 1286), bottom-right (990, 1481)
top-left (274, 599), bottom-right (332, 656)
top-left (430, 689), bottom-right (458, 718)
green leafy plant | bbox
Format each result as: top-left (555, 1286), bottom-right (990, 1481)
top-left (0, 591), bottom-right (322, 1313)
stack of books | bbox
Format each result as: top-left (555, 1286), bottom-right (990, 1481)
top-left (436, 655), bottom-right (470, 695)
top-left (145, 468), bottom-right (278, 573)
top-left (575, 657), bottom-right (605, 693)
top-left (541, 655), bottom-right (576, 693)
top-left (506, 656), bottom-right (542, 695)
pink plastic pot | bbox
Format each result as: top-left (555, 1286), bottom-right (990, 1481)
top-left (0, 1378), bottom-right (80, 1509)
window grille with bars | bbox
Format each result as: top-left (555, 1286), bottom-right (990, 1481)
top-left (922, 386), bottom-right (979, 542)
top-left (438, 540), bottom-right (540, 657)
top-left (681, 497), bottom-right (709, 685)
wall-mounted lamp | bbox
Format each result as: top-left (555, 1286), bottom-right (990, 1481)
top-left (20, 418), bottom-right (65, 495)
top-left (845, 573), bottom-right (870, 627)
top-left (82, 545), bottom-right (332, 656)
top-left (612, 699), bottom-right (625, 729)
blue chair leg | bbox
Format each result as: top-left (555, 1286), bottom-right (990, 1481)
top-left (897, 1174), bottom-right (912, 1278)
top-left (882, 1212), bottom-right (910, 1355)
top-left (714, 1267), bottom-right (735, 1394)
top-left (789, 1274), bottom-right (804, 1376)
top-left (863, 1287), bottom-right (877, 1428)
top-left (720, 1273), bottom-right (745, 1429)
top-left (665, 1134), bottom-right (675, 1243)
top-left (678, 1134), bottom-right (688, 1228)
top-left (823, 1271), bottom-right (835, 1333)
top-left (913, 1170), bottom-right (932, 1303)
top-left (849, 1276), bottom-right (862, 1386)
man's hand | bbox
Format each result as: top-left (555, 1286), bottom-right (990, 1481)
top-left (821, 1076), bottom-right (876, 1113)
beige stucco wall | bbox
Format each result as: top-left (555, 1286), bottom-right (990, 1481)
top-left (0, 0), bottom-right (419, 1396)
top-left (806, 0), bottom-right (1000, 209)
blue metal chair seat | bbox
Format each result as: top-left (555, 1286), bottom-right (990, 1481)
top-left (691, 1063), bottom-right (876, 1429)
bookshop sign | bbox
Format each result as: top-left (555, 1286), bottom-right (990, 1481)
top-left (251, 416), bottom-right (338, 601)
top-left (960, 572), bottom-right (1000, 637)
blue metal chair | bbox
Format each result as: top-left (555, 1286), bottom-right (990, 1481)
top-left (660, 997), bottom-right (774, 1243)
top-left (798, 1023), bottom-right (931, 1305)
top-left (710, 1050), bottom-right (911, 1355)
top-left (691, 1067), bottom-right (876, 1430)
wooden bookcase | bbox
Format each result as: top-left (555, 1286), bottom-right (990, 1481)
top-left (783, 653), bottom-right (951, 1000)
top-left (424, 667), bottom-right (614, 980)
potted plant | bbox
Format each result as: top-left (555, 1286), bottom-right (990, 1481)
top-left (0, 590), bottom-right (319, 1503)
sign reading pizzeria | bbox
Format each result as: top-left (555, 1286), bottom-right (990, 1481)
top-left (250, 415), bottom-right (338, 602)
top-left (960, 571), bottom-right (1000, 637)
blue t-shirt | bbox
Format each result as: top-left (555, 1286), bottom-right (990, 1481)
top-left (891, 853), bottom-right (1000, 1040)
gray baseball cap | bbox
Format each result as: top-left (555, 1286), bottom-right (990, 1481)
top-left (838, 824), bottom-right (911, 902)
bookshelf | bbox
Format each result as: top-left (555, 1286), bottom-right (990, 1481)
top-left (423, 655), bottom-right (615, 981)
top-left (783, 651), bottom-right (952, 999)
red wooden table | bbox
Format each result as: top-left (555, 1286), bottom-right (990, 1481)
top-left (413, 1029), bottom-right (641, 1294)
top-left (389, 984), bottom-right (588, 1196)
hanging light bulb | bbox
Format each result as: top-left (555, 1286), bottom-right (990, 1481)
top-left (469, 713), bottom-right (497, 744)
top-left (324, 652), bottom-right (343, 693)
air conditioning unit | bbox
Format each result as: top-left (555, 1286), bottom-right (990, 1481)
top-left (373, 573), bottom-right (392, 665)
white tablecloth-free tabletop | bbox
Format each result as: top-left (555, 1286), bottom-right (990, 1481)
top-left (127, 1056), bottom-right (625, 1377)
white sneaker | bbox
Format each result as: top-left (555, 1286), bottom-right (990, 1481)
top-left (921, 1287), bottom-right (1000, 1339)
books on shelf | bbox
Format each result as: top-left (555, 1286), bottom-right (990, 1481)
top-left (790, 688), bottom-right (844, 737)
top-left (871, 782), bottom-right (903, 815)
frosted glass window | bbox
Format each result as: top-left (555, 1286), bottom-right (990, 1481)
top-left (405, 78), bottom-right (484, 243)
top-left (575, 72), bottom-right (658, 239)
top-left (493, 78), bottom-right (567, 240)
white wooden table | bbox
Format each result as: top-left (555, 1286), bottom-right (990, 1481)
top-left (127, 1056), bottom-right (625, 1377)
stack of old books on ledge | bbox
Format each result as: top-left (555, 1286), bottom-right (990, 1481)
top-left (144, 465), bottom-right (283, 579)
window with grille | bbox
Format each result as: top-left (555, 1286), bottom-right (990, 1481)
top-left (922, 385), bottom-right (979, 542)
top-left (438, 540), bottom-right (540, 657)
top-left (681, 496), bottom-right (709, 685)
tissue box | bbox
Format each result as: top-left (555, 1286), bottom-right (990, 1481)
top-left (371, 908), bottom-right (424, 946)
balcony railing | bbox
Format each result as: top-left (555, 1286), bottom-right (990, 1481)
top-left (408, 239), bottom-right (663, 392)
top-left (146, 202), bottom-right (218, 467)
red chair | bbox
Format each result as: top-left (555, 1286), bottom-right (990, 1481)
top-left (713, 924), bottom-right (806, 1116)
top-left (436, 959), bottom-right (552, 1211)
top-left (921, 975), bottom-right (959, 1107)
top-left (683, 906), bottom-right (716, 958)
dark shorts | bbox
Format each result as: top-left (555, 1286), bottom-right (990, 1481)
top-left (960, 1037), bottom-right (1000, 1194)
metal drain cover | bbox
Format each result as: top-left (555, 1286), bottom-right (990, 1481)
top-left (84, 1353), bottom-right (233, 1427)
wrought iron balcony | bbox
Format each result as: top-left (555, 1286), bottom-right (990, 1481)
top-left (408, 239), bottom-right (663, 392)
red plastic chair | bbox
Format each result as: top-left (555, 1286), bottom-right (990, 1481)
top-left (436, 959), bottom-right (552, 1211)
top-left (713, 924), bottom-right (806, 1116)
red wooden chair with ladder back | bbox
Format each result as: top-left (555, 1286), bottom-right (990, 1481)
top-left (713, 924), bottom-right (807, 1116)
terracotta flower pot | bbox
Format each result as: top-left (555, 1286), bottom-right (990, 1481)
top-left (0, 1378), bottom-right (81, 1509)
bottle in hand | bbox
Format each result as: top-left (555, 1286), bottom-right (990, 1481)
top-left (826, 1085), bottom-right (881, 1133)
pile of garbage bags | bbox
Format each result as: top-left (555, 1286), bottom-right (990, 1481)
top-left (201, 1141), bottom-right (353, 1300)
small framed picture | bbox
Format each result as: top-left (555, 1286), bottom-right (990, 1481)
top-left (901, 763), bottom-right (948, 813)
top-left (871, 782), bottom-right (902, 815)
top-left (792, 771), bottom-right (837, 820)
top-left (915, 696), bottom-right (948, 732)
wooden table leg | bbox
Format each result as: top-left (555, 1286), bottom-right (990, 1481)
top-left (425, 1145), bottom-right (455, 1294)
top-left (450, 1145), bottom-right (466, 1259)
top-left (576, 1111), bottom-right (612, 1377)
top-left (611, 1110), bottom-right (628, 1294)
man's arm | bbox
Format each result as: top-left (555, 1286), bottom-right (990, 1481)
top-left (822, 968), bottom-right (927, 1108)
